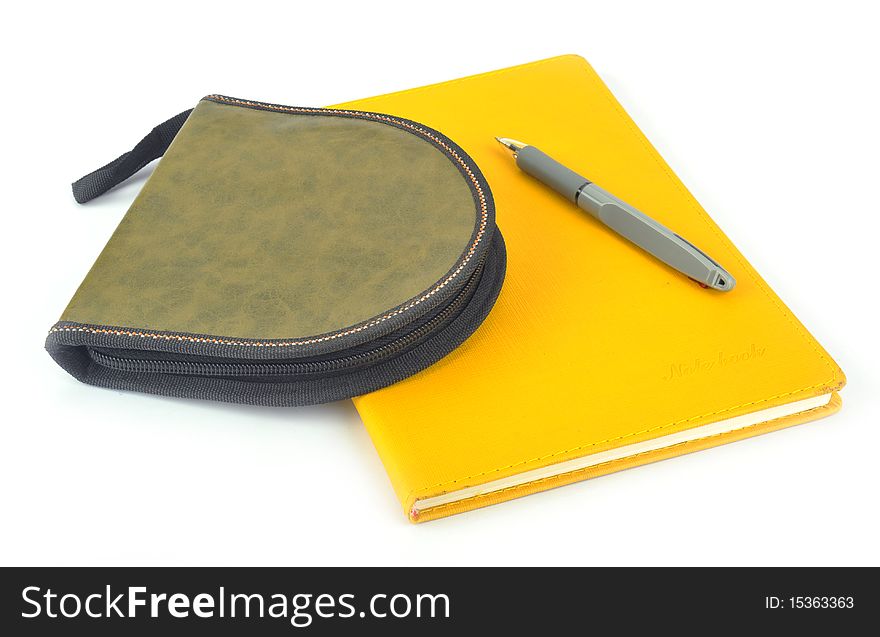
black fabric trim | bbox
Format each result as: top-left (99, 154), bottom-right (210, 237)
top-left (71, 110), bottom-right (193, 203)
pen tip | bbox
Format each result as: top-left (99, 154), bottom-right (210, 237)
top-left (495, 137), bottom-right (527, 153)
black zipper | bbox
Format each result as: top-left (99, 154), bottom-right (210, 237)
top-left (87, 261), bottom-right (484, 379)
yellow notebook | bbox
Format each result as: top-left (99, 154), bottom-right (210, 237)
top-left (338, 55), bottom-right (846, 523)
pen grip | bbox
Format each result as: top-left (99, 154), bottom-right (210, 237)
top-left (516, 146), bottom-right (589, 201)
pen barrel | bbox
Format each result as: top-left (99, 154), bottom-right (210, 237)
top-left (512, 145), bottom-right (735, 291)
top-left (575, 183), bottom-right (734, 290)
top-left (516, 146), bottom-right (589, 201)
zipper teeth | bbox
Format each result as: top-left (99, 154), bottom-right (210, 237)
top-left (88, 262), bottom-right (484, 378)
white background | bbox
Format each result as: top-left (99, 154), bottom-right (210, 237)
top-left (2, 0), bottom-right (878, 566)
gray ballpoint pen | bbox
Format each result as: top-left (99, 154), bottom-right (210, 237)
top-left (495, 138), bottom-right (736, 291)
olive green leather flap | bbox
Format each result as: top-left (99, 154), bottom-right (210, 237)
top-left (46, 96), bottom-right (504, 406)
top-left (61, 96), bottom-right (490, 344)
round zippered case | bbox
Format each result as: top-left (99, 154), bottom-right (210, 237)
top-left (46, 96), bottom-right (506, 406)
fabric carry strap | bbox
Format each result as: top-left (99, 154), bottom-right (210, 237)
top-left (71, 109), bottom-right (193, 204)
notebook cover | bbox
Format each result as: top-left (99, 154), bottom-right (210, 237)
top-left (337, 55), bottom-right (846, 522)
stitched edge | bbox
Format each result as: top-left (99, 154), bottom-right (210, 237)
top-left (50, 96), bottom-right (490, 349)
top-left (411, 399), bottom-right (836, 520)
top-left (394, 55), bottom-right (844, 502)
top-left (406, 380), bottom-right (840, 506)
